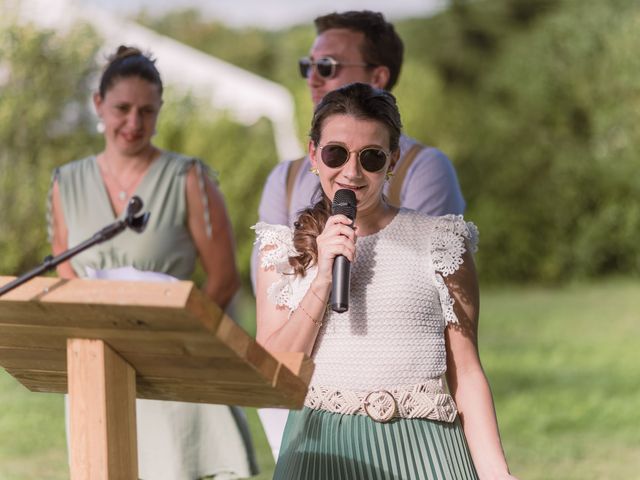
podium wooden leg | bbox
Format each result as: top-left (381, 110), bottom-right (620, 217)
top-left (67, 338), bottom-right (138, 480)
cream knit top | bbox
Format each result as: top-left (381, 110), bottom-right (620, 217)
top-left (254, 209), bottom-right (478, 392)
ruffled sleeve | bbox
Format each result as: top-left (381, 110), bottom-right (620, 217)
top-left (252, 222), bottom-right (300, 311)
top-left (430, 215), bottom-right (479, 325)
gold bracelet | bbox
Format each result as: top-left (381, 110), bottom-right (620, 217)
top-left (298, 303), bottom-right (323, 327)
top-left (309, 288), bottom-right (328, 307)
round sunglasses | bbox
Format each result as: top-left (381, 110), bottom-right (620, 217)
top-left (298, 56), bottom-right (372, 79)
top-left (318, 143), bottom-right (390, 173)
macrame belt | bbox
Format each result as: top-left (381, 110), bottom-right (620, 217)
top-left (304, 379), bottom-right (458, 423)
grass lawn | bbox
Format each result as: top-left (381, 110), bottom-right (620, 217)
top-left (480, 278), bottom-right (640, 479)
top-left (1, 278), bottom-right (638, 479)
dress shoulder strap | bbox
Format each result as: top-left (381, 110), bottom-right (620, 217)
top-left (178, 156), bottom-right (218, 239)
top-left (46, 168), bottom-right (61, 243)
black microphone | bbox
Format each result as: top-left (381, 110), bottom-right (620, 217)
top-left (125, 196), bottom-right (150, 233)
top-left (330, 189), bottom-right (357, 313)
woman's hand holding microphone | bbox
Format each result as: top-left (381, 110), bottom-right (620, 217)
top-left (312, 214), bottom-right (357, 293)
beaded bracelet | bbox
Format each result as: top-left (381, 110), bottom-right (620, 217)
top-left (298, 303), bottom-right (323, 327)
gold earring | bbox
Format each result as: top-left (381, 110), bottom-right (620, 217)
top-left (309, 167), bottom-right (319, 176)
top-left (385, 170), bottom-right (394, 181)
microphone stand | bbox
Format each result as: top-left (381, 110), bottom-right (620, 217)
top-left (0, 196), bottom-right (150, 297)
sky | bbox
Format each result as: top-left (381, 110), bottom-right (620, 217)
top-left (83, 0), bottom-right (447, 29)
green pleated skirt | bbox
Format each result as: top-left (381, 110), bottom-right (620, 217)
top-left (274, 407), bottom-right (478, 480)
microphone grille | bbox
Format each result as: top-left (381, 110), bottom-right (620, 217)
top-left (127, 195), bottom-right (144, 215)
top-left (332, 189), bottom-right (357, 220)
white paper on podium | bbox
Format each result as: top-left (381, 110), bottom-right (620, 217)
top-left (84, 266), bottom-right (178, 283)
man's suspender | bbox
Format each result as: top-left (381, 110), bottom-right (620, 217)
top-left (387, 144), bottom-right (424, 207)
top-left (285, 157), bottom-right (305, 219)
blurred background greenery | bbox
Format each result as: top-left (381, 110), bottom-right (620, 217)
top-left (3, 0), bottom-right (640, 285)
top-left (1, 0), bottom-right (639, 478)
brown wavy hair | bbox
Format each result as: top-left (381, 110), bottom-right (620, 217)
top-left (289, 82), bottom-right (402, 276)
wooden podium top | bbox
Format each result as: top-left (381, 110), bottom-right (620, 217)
top-left (0, 276), bottom-right (312, 409)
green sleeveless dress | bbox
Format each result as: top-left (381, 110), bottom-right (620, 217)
top-left (52, 151), bottom-right (257, 480)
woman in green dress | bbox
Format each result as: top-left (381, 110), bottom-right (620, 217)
top-left (254, 83), bottom-right (518, 480)
top-left (48, 46), bottom-right (256, 480)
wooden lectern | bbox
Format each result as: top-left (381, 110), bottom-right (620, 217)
top-left (0, 276), bottom-right (313, 480)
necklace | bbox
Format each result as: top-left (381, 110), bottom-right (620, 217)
top-left (100, 150), bottom-right (155, 202)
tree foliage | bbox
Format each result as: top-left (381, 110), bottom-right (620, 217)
top-left (0, 20), bottom-right (102, 275)
top-left (2, 0), bottom-right (640, 286)
top-left (395, 0), bottom-right (640, 282)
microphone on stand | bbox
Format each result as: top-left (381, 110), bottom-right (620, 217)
top-left (0, 196), bottom-right (150, 297)
top-left (124, 196), bottom-right (150, 233)
top-left (330, 189), bottom-right (357, 313)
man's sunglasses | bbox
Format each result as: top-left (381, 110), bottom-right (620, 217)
top-left (298, 56), bottom-right (372, 79)
top-left (318, 143), bottom-right (390, 173)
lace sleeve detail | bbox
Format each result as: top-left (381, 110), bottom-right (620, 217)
top-left (46, 168), bottom-right (60, 243)
top-left (252, 222), bottom-right (299, 310)
top-left (431, 215), bottom-right (479, 325)
top-left (180, 158), bottom-right (219, 239)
